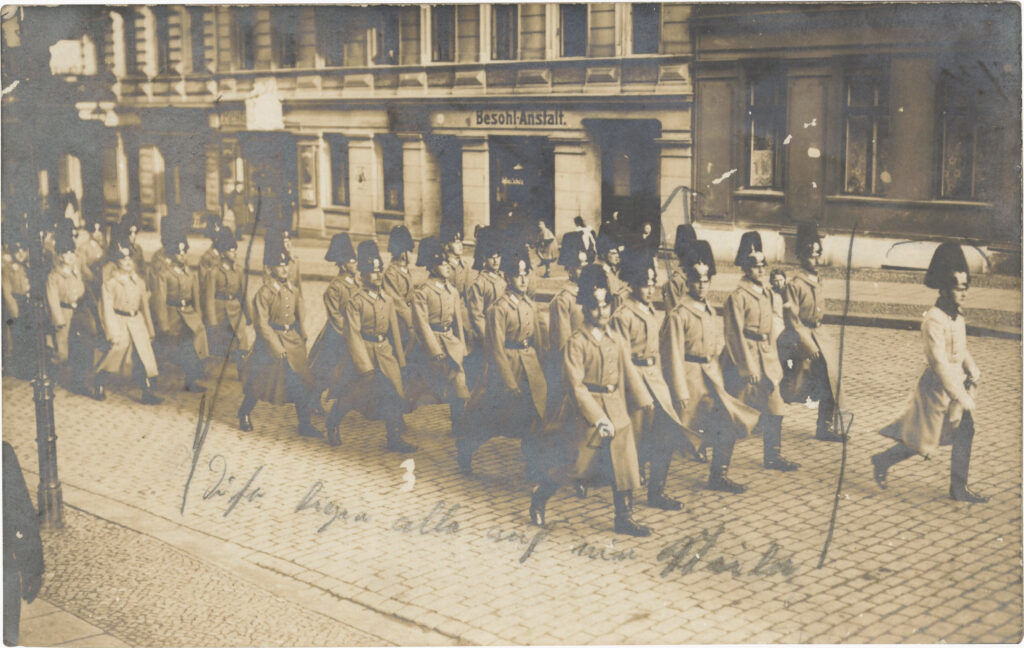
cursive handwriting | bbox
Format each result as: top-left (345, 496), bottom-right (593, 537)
top-left (570, 540), bottom-right (637, 562)
top-left (295, 481), bottom-right (370, 533)
top-left (201, 454), bottom-right (266, 517)
top-left (486, 521), bottom-right (562, 564)
top-left (392, 501), bottom-right (461, 536)
top-left (657, 524), bottom-right (796, 579)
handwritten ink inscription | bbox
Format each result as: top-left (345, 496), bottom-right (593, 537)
top-left (201, 454), bottom-right (266, 518)
top-left (295, 481), bottom-right (371, 534)
top-left (657, 524), bottom-right (797, 579)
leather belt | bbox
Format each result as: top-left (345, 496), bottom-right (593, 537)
top-left (168, 299), bottom-right (194, 308)
top-left (60, 301), bottom-right (77, 309)
top-left (685, 353), bottom-right (711, 363)
top-left (505, 340), bottom-right (531, 350)
top-left (584, 382), bottom-right (617, 394)
top-left (743, 329), bottom-right (769, 342)
top-left (114, 308), bottom-right (138, 317)
top-left (215, 293), bottom-right (238, 301)
top-left (803, 320), bottom-right (822, 329)
top-left (362, 332), bottom-right (387, 343)
top-left (269, 322), bottom-right (296, 332)
top-left (430, 322), bottom-right (452, 333)
top-left (632, 355), bottom-right (656, 367)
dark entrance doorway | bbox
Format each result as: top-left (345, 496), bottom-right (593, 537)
top-left (489, 136), bottom-right (554, 245)
top-left (591, 119), bottom-right (661, 244)
top-left (432, 135), bottom-right (464, 238)
top-left (238, 132), bottom-right (297, 234)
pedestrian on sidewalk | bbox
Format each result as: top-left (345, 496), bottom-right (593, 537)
top-left (152, 232), bottom-right (209, 393)
top-left (464, 226), bottom-right (505, 389)
top-left (95, 241), bottom-right (162, 405)
top-left (3, 441), bottom-right (44, 647)
top-left (596, 232), bottom-right (629, 309)
top-left (531, 264), bottom-right (653, 536)
top-left (534, 220), bottom-right (558, 278)
top-left (203, 227), bottom-right (250, 379)
top-left (610, 248), bottom-right (686, 510)
top-left (778, 223), bottom-right (845, 442)
top-left (661, 240), bottom-right (761, 494)
top-left (662, 224), bottom-right (697, 314)
top-left (238, 237), bottom-right (321, 439)
top-left (871, 243), bottom-right (988, 503)
top-left (457, 242), bottom-right (546, 476)
top-left (383, 225), bottom-right (416, 351)
top-left (308, 233), bottom-right (360, 433)
top-left (721, 231), bottom-right (799, 472)
top-left (326, 241), bottom-right (416, 453)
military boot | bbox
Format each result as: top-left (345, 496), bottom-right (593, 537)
top-left (386, 417), bottom-right (417, 453)
top-left (709, 439), bottom-right (746, 493)
top-left (140, 377), bottom-right (163, 405)
top-left (529, 480), bottom-right (558, 527)
top-left (762, 416), bottom-right (799, 471)
top-left (949, 413), bottom-right (988, 503)
top-left (613, 491), bottom-right (652, 537)
top-left (647, 451), bottom-right (682, 510)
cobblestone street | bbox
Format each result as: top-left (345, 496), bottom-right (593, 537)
top-left (4, 290), bottom-right (1021, 644)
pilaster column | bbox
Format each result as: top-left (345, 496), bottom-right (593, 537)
top-left (460, 137), bottom-right (489, 241)
top-left (552, 137), bottom-right (599, 236)
top-left (347, 135), bottom-right (376, 236)
top-left (657, 138), bottom-right (693, 249)
top-left (398, 133), bottom-right (428, 238)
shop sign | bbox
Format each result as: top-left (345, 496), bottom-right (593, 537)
top-left (433, 108), bottom-right (576, 130)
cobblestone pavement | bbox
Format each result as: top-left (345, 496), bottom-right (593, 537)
top-left (3, 281), bottom-right (1021, 645)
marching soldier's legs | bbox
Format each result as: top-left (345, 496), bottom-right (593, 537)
top-left (815, 389), bottom-right (843, 442)
top-left (382, 387), bottom-right (416, 452)
top-left (949, 413), bottom-right (988, 503)
top-left (646, 418), bottom-right (682, 510)
top-left (295, 396), bottom-right (323, 439)
top-left (238, 393), bottom-right (258, 431)
top-left (709, 435), bottom-right (746, 493)
top-left (613, 490), bottom-right (651, 537)
top-left (131, 348), bottom-right (163, 405)
top-left (93, 370), bottom-right (108, 401)
top-left (762, 414), bottom-right (799, 471)
top-left (870, 441), bottom-right (915, 489)
top-left (529, 478), bottom-right (559, 527)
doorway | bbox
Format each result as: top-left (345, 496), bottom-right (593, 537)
top-left (593, 119), bottom-right (661, 243)
top-left (239, 132), bottom-right (298, 234)
top-left (433, 136), bottom-right (464, 238)
top-left (489, 136), bottom-right (554, 244)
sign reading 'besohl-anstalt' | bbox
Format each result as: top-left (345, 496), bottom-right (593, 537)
top-left (475, 109), bottom-right (567, 127)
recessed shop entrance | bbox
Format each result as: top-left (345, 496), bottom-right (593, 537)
top-left (489, 136), bottom-right (554, 242)
top-left (589, 119), bottom-right (661, 240)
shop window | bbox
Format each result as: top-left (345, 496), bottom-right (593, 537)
top-left (746, 65), bottom-right (784, 189)
top-left (154, 7), bottom-right (172, 75)
top-left (842, 68), bottom-right (890, 196)
top-left (271, 7), bottom-right (298, 68)
top-left (188, 7), bottom-right (206, 73)
top-left (561, 4), bottom-right (587, 57)
top-left (233, 8), bottom-right (256, 71)
top-left (432, 5), bottom-right (455, 62)
top-left (328, 136), bottom-right (350, 207)
top-left (121, 8), bottom-right (139, 75)
top-left (491, 5), bottom-right (518, 60)
top-left (632, 4), bottom-right (660, 55)
top-left (378, 135), bottom-right (404, 212)
top-left (938, 70), bottom-right (995, 201)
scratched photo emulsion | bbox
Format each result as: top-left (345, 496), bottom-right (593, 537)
top-left (2, 2), bottom-right (1021, 646)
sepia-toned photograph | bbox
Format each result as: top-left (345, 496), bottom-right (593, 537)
top-left (1, 2), bottom-right (1021, 645)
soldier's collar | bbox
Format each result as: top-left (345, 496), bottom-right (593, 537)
top-left (935, 298), bottom-right (963, 320)
top-left (431, 278), bottom-right (448, 292)
top-left (682, 294), bottom-right (712, 315)
top-left (364, 288), bottom-right (380, 300)
top-left (740, 276), bottom-right (768, 297)
top-left (797, 269), bottom-right (818, 285)
top-left (628, 297), bottom-right (653, 316)
top-left (343, 275), bottom-right (356, 285)
top-left (507, 292), bottom-right (520, 305)
top-left (588, 325), bottom-right (609, 342)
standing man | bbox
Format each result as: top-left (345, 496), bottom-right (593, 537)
top-left (871, 243), bottom-right (987, 503)
top-left (441, 222), bottom-right (471, 343)
top-left (532, 265), bottom-right (653, 536)
top-left (546, 232), bottom-right (592, 412)
top-left (203, 227), bottom-right (250, 378)
top-left (534, 220), bottom-right (558, 278)
top-left (107, 209), bottom-right (145, 281)
top-left (383, 225), bottom-right (416, 350)
top-left (596, 232), bottom-right (629, 308)
top-left (610, 249), bottom-right (685, 510)
top-left (464, 226), bottom-right (504, 388)
top-left (721, 232), bottom-right (799, 472)
top-left (662, 224), bottom-right (697, 313)
top-left (152, 233), bottom-right (209, 393)
top-left (326, 241), bottom-right (416, 452)
top-left (264, 228), bottom-right (302, 288)
top-left (238, 237), bottom-right (321, 439)
top-left (662, 240), bottom-right (761, 493)
top-left (198, 216), bottom-right (223, 323)
top-left (458, 243), bottom-right (546, 477)
top-left (779, 223), bottom-right (844, 442)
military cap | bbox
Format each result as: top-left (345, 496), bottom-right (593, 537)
top-left (111, 241), bottom-right (134, 260)
top-left (214, 227), bottom-right (238, 254)
top-left (500, 243), bottom-right (532, 278)
top-left (734, 231), bottom-right (766, 267)
top-left (160, 216), bottom-right (184, 248)
top-left (440, 221), bottom-right (463, 244)
top-left (388, 225), bottom-right (414, 256)
top-left (54, 221), bottom-right (77, 256)
top-left (924, 242), bottom-right (970, 290)
top-left (263, 233), bottom-right (291, 267)
top-left (596, 232), bottom-right (624, 258)
top-left (325, 233), bottom-right (356, 264)
top-left (416, 236), bottom-right (445, 268)
top-left (204, 214), bottom-right (223, 239)
top-left (576, 263), bottom-right (611, 310)
top-left (472, 226), bottom-right (501, 271)
top-left (795, 222), bottom-right (823, 259)
top-left (674, 224), bottom-right (697, 260)
top-left (165, 232), bottom-right (190, 256)
top-left (558, 231), bottom-right (593, 269)
top-left (620, 247), bottom-right (658, 287)
top-left (682, 240), bottom-right (716, 282)
top-left (112, 210), bottom-right (140, 243)
top-left (357, 239), bottom-right (384, 274)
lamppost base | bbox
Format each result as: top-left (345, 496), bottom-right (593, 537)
top-left (37, 483), bottom-right (64, 530)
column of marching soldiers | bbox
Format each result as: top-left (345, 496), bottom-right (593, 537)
top-left (2, 209), bottom-right (988, 538)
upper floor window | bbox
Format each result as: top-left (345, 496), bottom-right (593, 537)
top-left (560, 4), bottom-right (587, 57)
top-left (843, 67), bottom-right (891, 196)
top-left (491, 5), bottom-right (518, 60)
top-left (632, 4), bottom-right (660, 54)
top-left (188, 7), bottom-right (207, 73)
top-left (121, 8), bottom-right (139, 75)
top-left (233, 8), bottom-right (256, 71)
top-left (746, 64), bottom-right (784, 189)
top-left (317, 7), bottom-right (368, 67)
top-left (154, 7), bottom-right (172, 75)
top-left (432, 5), bottom-right (456, 62)
top-left (373, 6), bottom-right (400, 65)
top-left (271, 7), bottom-right (298, 68)
top-left (938, 68), bottom-right (996, 201)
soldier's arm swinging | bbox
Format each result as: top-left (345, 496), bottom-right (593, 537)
top-left (344, 298), bottom-right (375, 375)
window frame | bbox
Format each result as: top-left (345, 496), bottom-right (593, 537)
top-left (935, 68), bottom-right (996, 202)
top-left (187, 7), bottom-right (206, 74)
top-left (840, 65), bottom-right (891, 196)
top-left (559, 4), bottom-right (588, 58)
top-left (232, 7), bottom-right (257, 71)
top-left (631, 3), bottom-right (661, 55)
top-left (490, 4), bottom-right (519, 61)
top-left (377, 135), bottom-right (404, 212)
top-left (153, 6), bottom-right (173, 76)
top-left (271, 7), bottom-right (299, 69)
top-left (432, 5), bottom-right (456, 62)
top-left (121, 8), bottom-right (140, 75)
top-left (743, 62), bottom-right (785, 190)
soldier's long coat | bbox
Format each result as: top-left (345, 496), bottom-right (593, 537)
top-left (45, 263), bottom-right (86, 363)
top-left (308, 273), bottom-right (359, 389)
top-left (721, 276), bottom-right (785, 416)
top-left (661, 269), bottom-right (687, 313)
top-left (243, 276), bottom-right (313, 404)
top-left (879, 305), bottom-right (979, 458)
top-left (203, 259), bottom-right (250, 356)
top-left (152, 263), bottom-right (210, 360)
top-left (382, 263), bottom-right (414, 346)
top-left (545, 283), bottom-right (583, 412)
top-left (778, 270), bottom-right (843, 408)
top-left (96, 269), bottom-right (159, 378)
top-left (406, 278), bottom-right (469, 406)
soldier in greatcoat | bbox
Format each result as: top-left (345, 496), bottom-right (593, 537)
top-left (75, 213), bottom-right (109, 284)
top-left (405, 237), bottom-right (470, 435)
top-left (464, 226), bottom-right (505, 388)
top-left (441, 223), bottom-right (471, 343)
top-left (143, 217), bottom-right (182, 336)
top-left (662, 224), bottom-right (697, 313)
top-left (457, 243), bottom-right (546, 477)
top-left (95, 242), bottom-right (162, 404)
top-left (308, 233), bottom-right (359, 433)
top-left (2, 227), bottom-right (34, 379)
top-left (546, 231), bottom-right (593, 415)
top-left (531, 264), bottom-right (654, 536)
top-left (152, 233), bottom-right (209, 393)
top-left (104, 208), bottom-right (145, 281)
top-left (264, 228), bottom-right (302, 288)
top-left (610, 249), bottom-right (686, 510)
top-left (596, 232), bottom-right (630, 308)
top-left (198, 216), bottom-right (223, 322)
top-left (45, 223), bottom-right (93, 396)
top-left (383, 225), bottom-right (415, 350)
top-left (721, 231), bottom-right (799, 471)
top-left (326, 241), bottom-right (416, 452)
top-left (871, 243), bottom-right (987, 503)
top-left (661, 240), bottom-right (761, 493)
top-left (203, 227), bottom-right (250, 377)
top-left (237, 237), bottom-right (321, 439)
top-left (778, 223), bottom-right (845, 442)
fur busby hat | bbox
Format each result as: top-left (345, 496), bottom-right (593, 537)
top-left (325, 233), bottom-right (356, 264)
top-left (674, 224), bottom-right (697, 260)
top-left (576, 264), bottom-right (611, 310)
top-left (165, 231), bottom-right (190, 256)
top-left (472, 226), bottom-right (501, 271)
top-left (557, 231), bottom-right (593, 269)
top-left (500, 243), bottom-right (532, 278)
top-left (263, 233), bottom-right (291, 267)
top-left (924, 242), bottom-right (970, 290)
top-left (440, 221), bottom-right (463, 245)
top-left (416, 236), bottom-right (445, 268)
top-left (112, 210), bottom-right (140, 244)
top-left (204, 214), bottom-right (223, 240)
top-left (54, 220), bottom-right (77, 256)
top-left (620, 247), bottom-right (658, 287)
top-left (111, 240), bottom-right (134, 260)
top-left (388, 225), bottom-right (414, 257)
top-left (682, 240), bottom-right (716, 282)
top-left (357, 239), bottom-right (384, 274)
top-left (734, 231), bottom-right (766, 267)
top-left (214, 227), bottom-right (238, 254)
top-left (596, 232), bottom-right (624, 259)
top-left (796, 222), bottom-right (823, 259)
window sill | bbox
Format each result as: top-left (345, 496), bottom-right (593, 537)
top-left (374, 210), bottom-right (405, 220)
top-left (322, 205), bottom-right (350, 215)
top-left (825, 195), bottom-right (994, 209)
top-left (733, 188), bottom-right (785, 200)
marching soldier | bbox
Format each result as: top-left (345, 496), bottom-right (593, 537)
top-left (203, 227), bottom-right (250, 377)
top-left (721, 231), bottom-right (799, 471)
top-left (152, 233), bottom-right (209, 393)
top-left (144, 217), bottom-right (181, 329)
top-left (405, 236), bottom-right (470, 435)
top-left (383, 225), bottom-right (416, 350)
top-left (871, 243), bottom-right (987, 503)
top-left (238, 237), bottom-right (321, 439)
top-left (662, 224), bottom-right (697, 313)
top-left (610, 249), bottom-right (685, 510)
top-left (264, 228), bottom-right (302, 288)
top-left (2, 227), bottom-right (34, 379)
top-left (531, 264), bottom-right (653, 536)
top-left (95, 242), bottom-right (162, 404)
top-left (198, 216), bottom-right (223, 322)
top-left (45, 222), bottom-right (91, 396)
top-left (464, 226), bottom-right (505, 387)
top-left (326, 241), bottom-right (416, 452)
top-left (596, 232), bottom-right (629, 308)
top-left (546, 232), bottom-right (592, 412)
top-left (661, 240), bottom-right (761, 493)
top-left (75, 213), bottom-right (108, 284)
top-left (457, 243), bottom-right (546, 477)
top-left (308, 233), bottom-right (360, 438)
top-left (778, 223), bottom-right (845, 442)
top-left (440, 222), bottom-right (471, 343)
top-left (105, 208), bottom-right (145, 281)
